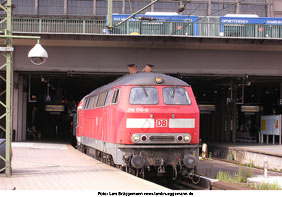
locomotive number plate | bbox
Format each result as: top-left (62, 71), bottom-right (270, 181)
top-left (156, 119), bottom-right (168, 127)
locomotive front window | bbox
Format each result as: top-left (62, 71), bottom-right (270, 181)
top-left (163, 87), bottom-right (191, 105)
top-left (129, 87), bottom-right (158, 105)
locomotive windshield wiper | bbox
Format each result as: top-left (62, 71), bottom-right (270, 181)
top-left (142, 86), bottom-right (148, 97)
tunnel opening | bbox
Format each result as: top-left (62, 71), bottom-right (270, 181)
top-left (7, 72), bottom-right (282, 145)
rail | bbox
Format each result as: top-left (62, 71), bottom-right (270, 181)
top-left (0, 16), bottom-right (282, 39)
top-left (174, 177), bottom-right (253, 190)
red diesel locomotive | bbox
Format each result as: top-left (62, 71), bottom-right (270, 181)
top-left (76, 72), bottom-right (200, 180)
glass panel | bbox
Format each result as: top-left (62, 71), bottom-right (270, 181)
top-left (129, 87), bottom-right (158, 105)
top-left (113, 0), bottom-right (122, 14)
top-left (125, 0), bottom-right (151, 14)
top-left (38, 0), bottom-right (64, 15)
top-left (68, 0), bottom-right (93, 16)
top-left (83, 98), bottom-right (90, 109)
top-left (105, 89), bottom-right (113, 106)
top-left (91, 95), bottom-right (99, 109)
top-left (14, 0), bottom-right (35, 15)
top-left (163, 87), bottom-right (191, 105)
top-left (211, 3), bottom-right (236, 16)
top-left (97, 92), bottom-right (108, 107)
top-left (96, 0), bottom-right (107, 16)
top-left (182, 3), bottom-right (207, 16)
top-left (240, 4), bottom-right (266, 17)
top-left (111, 89), bottom-right (120, 104)
top-left (154, 1), bottom-right (179, 13)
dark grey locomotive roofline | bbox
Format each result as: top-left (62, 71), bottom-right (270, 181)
top-left (85, 72), bottom-right (189, 99)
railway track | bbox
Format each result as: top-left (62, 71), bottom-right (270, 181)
top-left (153, 176), bottom-right (253, 190)
top-left (81, 146), bottom-right (253, 190)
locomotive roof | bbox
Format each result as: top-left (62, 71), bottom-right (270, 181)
top-left (86, 72), bottom-right (189, 98)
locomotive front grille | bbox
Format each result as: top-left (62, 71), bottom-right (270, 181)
top-left (149, 136), bottom-right (175, 142)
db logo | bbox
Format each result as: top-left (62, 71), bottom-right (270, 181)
top-left (156, 119), bottom-right (168, 127)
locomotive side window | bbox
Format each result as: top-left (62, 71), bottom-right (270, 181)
top-left (163, 87), bottom-right (191, 105)
top-left (104, 89), bottom-right (113, 106)
top-left (97, 92), bottom-right (108, 107)
top-left (111, 89), bottom-right (120, 105)
top-left (83, 98), bottom-right (90, 110)
top-left (129, 87), bottom-right (158, 105)
top-left (90, 95), bottom-right (99, 109)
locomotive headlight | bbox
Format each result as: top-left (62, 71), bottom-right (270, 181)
top-left (184, 134), bottom-right (192, 143)
top-left (155, 76), bottom-right (163, 84)
top-left (131, 134), bottom-right (140, 143)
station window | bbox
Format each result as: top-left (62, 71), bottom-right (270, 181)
top-left (129, 87), bottom-right (158, 105)
top-left (67, 0), bottom-right (93, 16)
top-left (38, 0), bottom-right (64, 15)
top-left (163, 87), bottom-right (191, 105)
top-left (111, 89), bottom-right (120, 105)
top-left (13, 0), bottom-right (35, 15)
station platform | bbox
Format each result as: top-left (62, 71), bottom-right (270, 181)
top-left (207, 142), bottom-right (282, 171)
top-left (0, 142), bottom-right (169, 190)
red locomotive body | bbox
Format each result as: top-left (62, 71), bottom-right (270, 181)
top-left (76, 72), bottom-right (200, 179)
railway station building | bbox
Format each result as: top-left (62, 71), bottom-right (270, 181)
top-left (1, 0), bottom-right (282, 145)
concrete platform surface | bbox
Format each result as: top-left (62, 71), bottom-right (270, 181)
top-left (207, 142), bottom-right (282, 171)
top-left (210, 143), bottom-right (282, 156)
top-left (0, 142), bottom-right (169, 190)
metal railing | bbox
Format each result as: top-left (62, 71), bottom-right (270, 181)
top-left (1, 16), bottom-right (282, 39)
top-left (10, 18), bottom-right (106, 34)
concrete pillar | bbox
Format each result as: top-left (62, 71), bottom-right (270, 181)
top-left (12, 74), bottom-right (26, 142)
top-left (17, 76), bottom-right (24, 141)
top-left (22, 91), bottom-right (27, 141)
top-left (64, 0), bottom-right (68, 15)
top-left (12, 73), bottom-right (19, 142)
top-left (151, 0), bottom-right (154, 12)
top-left (35, 0), bottom-right (38, 15)
top-left (122, 0), bottom-right (125, 14)
top-left (236, 0), bottom-right (240, 14)
top-left (93, 0), bottom-right (97, 16)
top-left (208, 0), bottom-right (211, 16)
top-left (232, 85), bottom-right (238, 143)
top-left (267, 0), bottom-right (274, 17)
